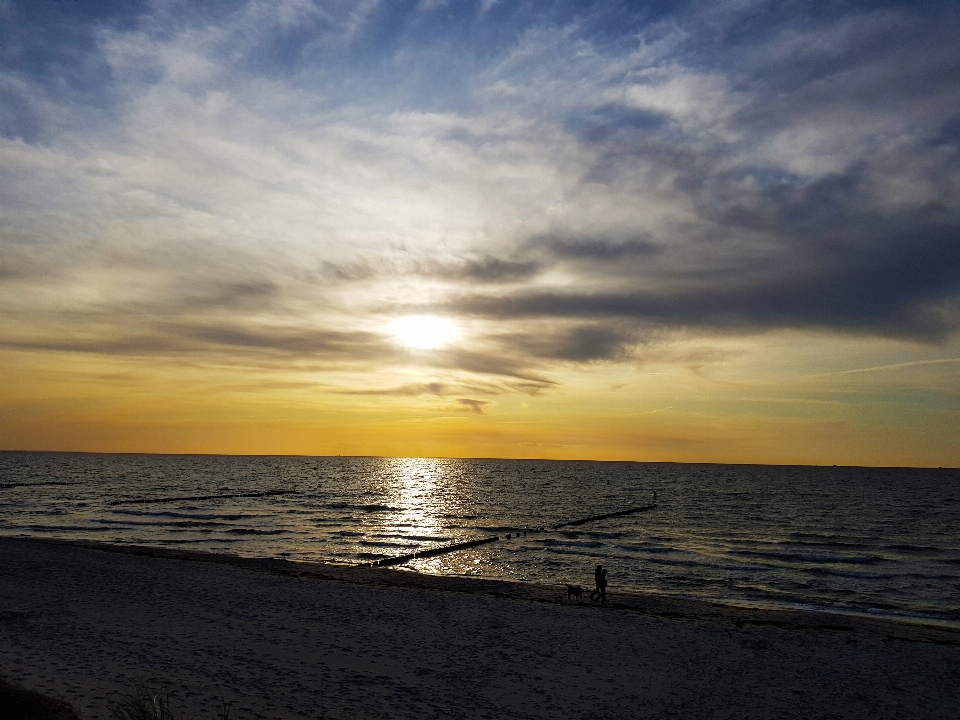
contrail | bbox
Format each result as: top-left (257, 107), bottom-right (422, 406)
top-left (805, 358), bottom-right (960, 378)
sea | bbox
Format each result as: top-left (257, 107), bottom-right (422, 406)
top-left (2, 452), bottom-right (959, 629)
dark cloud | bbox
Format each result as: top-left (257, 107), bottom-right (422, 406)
top-left (451, 2), bottom-right (960, 344)
top-left (170, 281), bottom-right (279, 312)
top-left (437, 348), bottom-right (556, 385)
top-left (0, 335), bottom-right (193, 356)
top-left (0, 324), bottom-right (394, 363)
top-left (450, 214), bottom-right (960, 340)
top-left (318, 256), bottom-right (539, 285)
top-left (454, 398), bottom-right (489, 414)
top-left (935, 116), bottom-right (960, 147)
top-left (504, 325), bottom-right (634, 362)
top-left (341, 382), bottom-right (450, 397)
top-left (454, 257), bottom-right (540, 283)
top-left (318, 261), bottom-right (379, 282)
top-left (502, 380), bottom-right (554, 396)
top-left (532, 235), bottom-right (660, 262)
top-left (0, 257), bottom-right (30, 281)
top-left (566, 104), bottom-right (670, 146)
top-left (180, 324), bottom-right (389, 356)
top-left (339, 378), bottom-right (529, 398)
top-left (335, 384), bottom-right (497, 413)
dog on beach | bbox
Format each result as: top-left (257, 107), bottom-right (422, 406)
top-left (566, 584), bottom-right (583, 601)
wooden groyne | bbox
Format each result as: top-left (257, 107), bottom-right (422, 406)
top-left (554, 504), bottom-right (657, 529)
top-left (357, 536), bottom-right (500, 568)
top-left (109, 489), bottom-right (293, 506)
top-left (357, 504), bottom-right (659, 567)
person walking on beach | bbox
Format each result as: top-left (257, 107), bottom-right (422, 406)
top-left (590, 564), bottom-right (607, 603)
top-left (590, 564), bottom-right (602, 601)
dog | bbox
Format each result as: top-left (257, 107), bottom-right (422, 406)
top-left (566, 584), bottom-right (583, 601)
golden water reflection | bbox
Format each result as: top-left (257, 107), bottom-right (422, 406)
top-left (372, 457), bottom-right (471, 554)
top-left (373, 456), bottom-right (525, 577)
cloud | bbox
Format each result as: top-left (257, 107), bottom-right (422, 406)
top-left (319, 255), bottom-right (540, 284)
top-left (804, 357), bottom-right (960, 378)
top-left (448, 217), bottom-right (960, 340)
top-left (1, 0), bottom-right (959, 402)
top-left (0, 323), bottom-right (394, 363)
top-left (503, 324), bottom-right (634, 362)
top-left (339, 379), bottom-right (509, 397)
top-left (454, 397), bottom-right (489, 414)
top-left (445, 256), bottom-right (540, 283)
top-left (531, 234), bottom-right (660, 262)
top-left (437, 347), bottom-right (556, 385)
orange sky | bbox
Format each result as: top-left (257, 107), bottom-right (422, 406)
top-left (3, 330), bottom-right (958, 466)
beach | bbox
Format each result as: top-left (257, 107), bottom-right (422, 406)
top-left (1, 538), bottom-right (958, 720)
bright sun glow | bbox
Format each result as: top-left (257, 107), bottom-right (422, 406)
top-left (387, 316), bottom-right (460, 350)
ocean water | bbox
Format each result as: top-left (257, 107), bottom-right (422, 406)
top-left (2, 452), bottom-right (959, 628)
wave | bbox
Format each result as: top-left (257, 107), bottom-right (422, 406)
top-left (366, 533), bottom-right (453, 543)
top-left (730, 549), bottom-right (883, 565)
top-left (224, 528), bottom-right (287, 536)
top-left (358, 540), bottom-right (415, 548)
top-left (800, 567), bottom-right (894, 580)
top-left (542, 539), bottom-right (605, 549)
top-left (111, 509), bottom-right (262, 521)
top-left (771, 538), bottom-right (873, 550)
top-left (474, 525), bottom-right (542, 534)
top-left (95, 518), bottom-right (233, 528)
top-left (322, 502), bottom-right (399, 512)
top-left (640, 555), bottom-right (768, 573)
top-left (627, 544), bottom-right (676, 554)
top-left (882, 543), bottom-right (942, 553)
top-left (150, 537), bottom-right (244, 544)
top-left (11, 524), bottom-right (116, 533)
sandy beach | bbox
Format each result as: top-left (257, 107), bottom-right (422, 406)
top-left (1, 538), bottom-right (958, 720)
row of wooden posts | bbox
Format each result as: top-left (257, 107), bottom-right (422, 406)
top-left (357, 503), bottom-right (657, 568)
top-left (96, 486), bottom-right (657, 567)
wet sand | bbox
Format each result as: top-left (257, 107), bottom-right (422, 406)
top-left (1, 537), bottom-right (958, 719)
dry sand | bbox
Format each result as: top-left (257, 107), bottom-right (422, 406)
top-left (1, 537), bottom-right (958, 720)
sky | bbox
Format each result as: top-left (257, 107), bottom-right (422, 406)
top-left (1, 0), bottom-right (959, 466)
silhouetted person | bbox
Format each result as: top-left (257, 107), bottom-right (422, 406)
top-left (653, 490), bottom-right (658, 504)
top-left (590, 564), bottom-right (607, 602)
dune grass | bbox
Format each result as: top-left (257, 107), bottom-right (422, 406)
top-left (1, 679), bottom-right (256, 720)
top-left (109, 690), bottom-right (184, 720)
top-left (0, 677), bottom-right (80, 720)
top-left (109, 689), bottom-right (253, 720)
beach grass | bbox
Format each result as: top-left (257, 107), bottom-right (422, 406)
top-left (109, 690), bottom-right (184, 720)
top-left (0, 678), bottom-right (250, 720)
top-left (109, 689), bottom-right (255, 720)
top-left (0, 677), bottom-right (80, 720)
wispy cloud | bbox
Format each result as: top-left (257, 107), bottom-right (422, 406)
top-left (805, 358), bottom-right (960, 378)
top-left (1, 0), bottom-right (959, 402)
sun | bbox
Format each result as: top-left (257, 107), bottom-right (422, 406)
top-left (387, 316), bottom-right (460, 350)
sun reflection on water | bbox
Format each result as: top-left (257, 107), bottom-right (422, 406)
top-left (385, 457), bottom-right (447, 540)
top-left (376, 457), bottom-right (516, 577)
top-left (367, 456), bottom-right (485, 560)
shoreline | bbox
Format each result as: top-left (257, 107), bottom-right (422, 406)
top-left (16, 535), bottom-right (960, 646)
